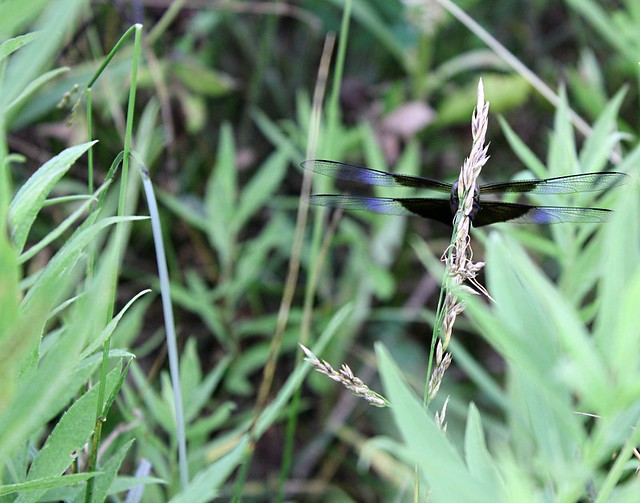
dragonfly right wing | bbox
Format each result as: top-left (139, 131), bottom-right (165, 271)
top-left (473, 201), bottom-right (613, 227)
top-left (479, 171), bottom-right (629, 195)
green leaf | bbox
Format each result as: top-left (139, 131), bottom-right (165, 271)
top-left (0, 473), bottom-right (96, 497)
top-left (169, 438), bottom-right (249, 503)
top-left (14, 367), bottom-right (120, 503)
top-left (179, 339), bottom-right (203, 419)
top-left (0, 33), bottom-right (39, 63)
top-left (22, 215), bottom-right (146, 311)
top-left (6, 66), bottom-right (69, 116)
top-left (595, 178), bottom-right (640, 366)
top-left (377, 344), bottom-right (499, 501)
top-left (156, 190), bottom-right (209, 231)
top-left (169, 276), bottom-right (226, 345)
top-left (548, 88), bottom-right (578, 175)
top-left (498, 116), bottom-right (547, 178)
top-left (0, 211), bottom-right (20, 353)
top-left (205, 123), bottom-right (237, 271)
top-left (225, 341), bottom-right (273, 396)
top-left (437, 74), bottom-right (530, 126)
top-left (8, 141), bottom-right (97, 251)
top-left (90, 439), bottom-right (135, 503)
top-left (464, 404), bottom-right (504, 490)
top-left (327, 0), bottom-right (407, 70)
top-left (6, 216), bottom-right (145, 401)
top-left (0, 243), bottom-right (123, 460)
top-left (18, 182), bottom-right (112, 264)
top-left (233, 150), bottom-right (287, 231)
top-left (565, 0), bottom-right (637, 63)
top-left (79, 289), bottom-right (150, 359)
top-left (578, 88), bottom-right (627, 172)
top-left (172, 59), bottom-right (235, 97)
top-left (231, 215), bottom-right (291, 303)
top-left (185, 354), bottom-right (231, 423)
top-left (0, 0), bottom-right (85, 114)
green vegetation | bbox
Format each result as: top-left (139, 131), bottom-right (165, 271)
top-left (1, 1), bottom-right (639, 501)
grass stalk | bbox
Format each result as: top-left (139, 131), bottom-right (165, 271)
top-left (275, 33), bottom-right (337, 502)
top-left (425, 79), bottom-right (489, 408)
top-left (84, 24), bottom-right (143, 503)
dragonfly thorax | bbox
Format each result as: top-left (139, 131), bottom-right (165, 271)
top-left (450, 180), bottom-right (481, 222)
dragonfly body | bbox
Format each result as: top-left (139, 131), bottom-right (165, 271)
top-left (301, 160), bottom-right (628, 227)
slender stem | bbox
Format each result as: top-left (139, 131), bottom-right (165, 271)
top-left (424, 278), bottom-right (447, 405)
top-left (325, 0), bottom-right (352, 150)
top-left (85, 24), bottom-right (143, 503)
top-left (86, 25), bottom-right (139, 89)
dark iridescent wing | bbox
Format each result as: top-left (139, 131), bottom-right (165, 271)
top-left (308, 195), bottom-right (455, 226)
top-left (301, 159), bottom-right (452, 192)
top-left (473, 201), bottom-right (613, 227)
top-left (479, 172), bottom-right (628, 195)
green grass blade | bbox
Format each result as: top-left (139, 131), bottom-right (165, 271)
top-left (8, 141), bottom-right (97, 251)
top-left (0, 33), bottom-right (38, 63)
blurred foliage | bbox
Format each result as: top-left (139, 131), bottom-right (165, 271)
top-left (2, 0), bottom-right (640, 501)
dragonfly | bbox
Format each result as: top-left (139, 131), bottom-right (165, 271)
top-left (301, 159), bottom-right (629, 227)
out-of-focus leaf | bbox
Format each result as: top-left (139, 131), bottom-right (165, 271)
top-left (0, 473), bottom-right (95, 497)
top-left (548, 88), bottom-right (578, 176)
top-left (0, 33), bottom-right (38, 63)
top-left (90, 439), bottom-right (135, 503)
top-left (16, 367), bottom-right (121, 503)
top-left (579, 88), bottom-right (626, 172)
top-left (0, 0), bottom-right (84, 115)
top-left (233, 150), bottom-right (288, 231)
top-left (7, 66), bottom-right (68, 116)
top-left (205, 123), bottom-right (237, 271)
top-left (8, 141), bottom-right (97, 251)
top-left (172, 60), bottom-right (236, 97)
top-left (377, 344), bottom-right (499, 501)
top-left (436, 73), bottom-right (530, 126)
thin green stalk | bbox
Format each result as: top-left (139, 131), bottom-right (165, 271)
top-left (275, 16), bottom-right (344, 501)
top-left (243, 8), bottom-right (346, 501)
top-left (118, 25), bottom-right (143, 217)
top-left (278, 197), bottom-right (342, 501)
top-left (324, 0), bottom-right (352, 150)
top-left (423, 280), bottom-right (447, 406)
top-left (0, 118), bottom-right (9, 226)
top-left (239, 9), bottom-right (278, 144)
top-left (413, 33), bottom-right (433, 100)
top-left (596, 417), bottom-right (640, 501)
top-left (86, 89), bottom-right (93, 195)
top-left (147, 0), bottom-right (188, 45)
top-left (84, 24), bottom-right (143, 503)
top-left (270, 5), bottom-right (350, 498)
top-left (85, 89), bottom-right (96, 281)
top-left (86, 24), bottom-right (140, 90)
top-left (231, 443), bottom-right (255, 503)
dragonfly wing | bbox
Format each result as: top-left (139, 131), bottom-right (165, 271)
top-left (479, 171), bottom-right (629, 195)
top-left (301, 159), bottom-right (452, 192)
top-left (309, 195), bottom-right (455, 226)
top-left (473, 201), bottom-right (613, 227)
